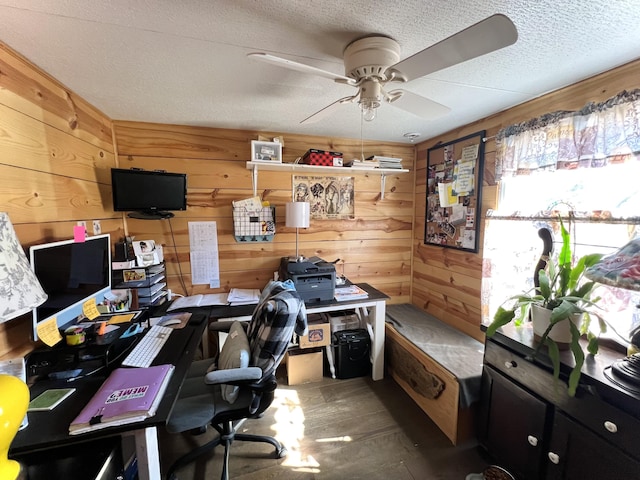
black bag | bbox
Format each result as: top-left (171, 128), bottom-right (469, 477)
top-left (333, 328), bottom-right (371, 379)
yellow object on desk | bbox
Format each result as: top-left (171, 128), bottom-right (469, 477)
top-left (0, 374), bottom-right (29, 480)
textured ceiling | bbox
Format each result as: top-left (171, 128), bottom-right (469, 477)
top-left (2, 0), bottom-right (640, 143)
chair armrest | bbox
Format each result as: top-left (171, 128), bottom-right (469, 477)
top-left (204, 366), bottom-right (262, 385)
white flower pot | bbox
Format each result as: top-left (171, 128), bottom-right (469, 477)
top-left (531, 304), bottom-right (583, 345)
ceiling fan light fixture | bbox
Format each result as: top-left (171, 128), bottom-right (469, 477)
top-left (361, 101), bottom-right (378, 121)
top-left (359, 79), bottom-right (382, 121)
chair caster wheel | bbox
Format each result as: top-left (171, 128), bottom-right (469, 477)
top-left (276, 446), bottom-right (288, 459)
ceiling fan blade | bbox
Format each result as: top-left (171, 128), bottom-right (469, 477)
top-left (389, 14), bottom-right (518, 81)
top-left (300, 96), bottom-right (356, 124)
top-left (388, 90), bottom-right (450, 120)
top-left (247, 52), bottom-right (353, 83)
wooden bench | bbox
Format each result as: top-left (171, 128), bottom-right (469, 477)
top-left (384, 304), bottom-right (484, 445)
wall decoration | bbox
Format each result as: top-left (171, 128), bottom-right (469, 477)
top-left (293, 175), bottom-right (354, 220)
top-left (425, 130), bottom-right (485, 252)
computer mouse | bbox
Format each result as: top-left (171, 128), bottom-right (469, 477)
top-left (159, 318), bottom-right (182, 327)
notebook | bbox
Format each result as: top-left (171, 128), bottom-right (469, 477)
top-left (69, 364), bottom-right (174, 435)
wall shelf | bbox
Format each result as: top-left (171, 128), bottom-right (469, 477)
top-left (245, 161), bottom-right (409, 199)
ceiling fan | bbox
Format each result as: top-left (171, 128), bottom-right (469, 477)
top-left (248, 14), bottom-right (517, 124)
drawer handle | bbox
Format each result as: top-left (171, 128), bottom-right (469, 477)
top-left (527, 435), bottom-right (538, 446)
top-left (604, 421), bottom-right (618, 433)
top-left (504, 360), bottom-right (517, 369)
top-left (548, 452), bottom-right (560, 464)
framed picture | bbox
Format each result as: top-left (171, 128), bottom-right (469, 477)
top-left (251, 140), bottom-right (282, 163)
top-left (424, 130), bottom-right (485, 253)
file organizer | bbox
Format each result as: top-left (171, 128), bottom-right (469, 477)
top-left (233, 206), bottom-right (276, 242)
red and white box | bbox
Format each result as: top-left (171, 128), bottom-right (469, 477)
top-left (301, 149), bottom-right (343, 167)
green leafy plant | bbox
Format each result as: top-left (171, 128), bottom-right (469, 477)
top-left (486, 217), bottom-right (605, 396)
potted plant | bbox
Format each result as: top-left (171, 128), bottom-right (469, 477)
top-left (486, 217), bottom-right (605, 396)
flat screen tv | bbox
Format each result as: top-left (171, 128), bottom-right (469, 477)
top-left (30, 234), bottom-right (111, 340)
top-left (111, 168), bottom-right (187, 219)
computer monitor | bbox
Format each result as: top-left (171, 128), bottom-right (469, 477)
top-left (30, 234), bottom-right (112, 340)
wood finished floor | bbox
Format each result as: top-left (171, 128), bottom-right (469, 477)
top-left (159, 370), bottom-right (489, 479)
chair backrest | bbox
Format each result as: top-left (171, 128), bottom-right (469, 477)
top-left (246, 280), bottom-right (307, 380)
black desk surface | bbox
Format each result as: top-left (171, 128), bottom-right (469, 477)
top-left (11, 310), bottom-right (210, 456)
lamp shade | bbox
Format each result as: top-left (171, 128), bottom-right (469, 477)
top-left (0, 212), bottom-right (47, 323)
top-left (584, 237), bottom-right (640, 291)
top-left (285, 202), bottom-right (310, 229)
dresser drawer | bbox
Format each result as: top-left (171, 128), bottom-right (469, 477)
top-left (484, 340), bottom-right (640, 461)
top-left (484, 340), bottom-right (560, 399)
top-left (564, 390), bottom-right (640, 461)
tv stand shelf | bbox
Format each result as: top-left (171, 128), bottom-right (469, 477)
top-left (246, 161), bottom-right (409, 199)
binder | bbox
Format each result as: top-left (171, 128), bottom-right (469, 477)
top-left (69, 364), bottom-right (174, 435)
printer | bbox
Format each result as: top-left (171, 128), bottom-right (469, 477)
top-left (279, 257), bottom-right (336, 303)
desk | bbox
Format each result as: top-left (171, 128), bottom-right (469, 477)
top-left (206, 283), bottom-right (389, 381)
top-left (10, 311), bottom-right (210, 480)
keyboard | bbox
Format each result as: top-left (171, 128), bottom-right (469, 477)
top-left (121, 324), bottom-right (173, 368)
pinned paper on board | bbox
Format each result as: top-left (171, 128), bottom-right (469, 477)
top-left (452, 159), bottom-right (475, 196)
top-left (438, 182), bottom-right (458, 207)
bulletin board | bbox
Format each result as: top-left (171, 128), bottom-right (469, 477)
top-left (424, 130), bottom-right (485, 252)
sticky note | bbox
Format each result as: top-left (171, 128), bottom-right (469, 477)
top-left (37, 318), bottom-right (63, 347)
top-left (74, 225), bottom-right (86, 242)
top-left (107, 313), bottom-right (136, 325)
top-left (82, 298), bottom-right (100, 320)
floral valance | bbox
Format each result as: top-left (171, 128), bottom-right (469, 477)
top-left (495, 89), bottom-right (640, 180)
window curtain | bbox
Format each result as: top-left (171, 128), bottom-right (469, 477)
top-left (495, 89), bottom-right (640, 180)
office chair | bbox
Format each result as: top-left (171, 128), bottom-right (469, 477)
top-left (165, 280), bottom-right (307, 480)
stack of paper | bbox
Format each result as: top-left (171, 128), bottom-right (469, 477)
top-left (367, 156), bottom-right (403, 169)
top-left (350, 158), bottom-right (379, 170)
top-left (227, 288), bottom-right (261, 306)
top-left (69, 364), bottom-right (174, 435)
top-left (334, 284), bottom-right (369, 302)
top-left (167, 293), bottom-right (228, 311)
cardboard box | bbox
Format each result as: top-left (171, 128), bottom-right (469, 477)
top-left (285, 348), bottom-right (323, 385)
top-left (301, 149), bottom-right (343, 167)
top-left (299, 313), bottom-right (331, 348)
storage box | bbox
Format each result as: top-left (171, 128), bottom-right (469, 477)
top-left (329, 310), bottom-right (362, 334)
top-left (302, 149), bottom-right (343, 167)
top-left (299, 313), bottom-right (331, 348)
top-left (285, 348), bottom-right (323, 385)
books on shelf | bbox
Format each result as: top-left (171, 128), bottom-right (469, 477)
top-left (69, 364), bottom-right (174, 435)
top-left (365, 155), bottom-right (404, 169)
top-left (167, 293), bottom-right (229, 311)
top-left (350, 159), bottom-right (379, 170)
top-left (334, 284), bottom-right (369, 302)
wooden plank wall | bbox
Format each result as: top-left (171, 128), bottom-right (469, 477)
top-left (113, 121), bottom-right (416, 302)
top-left (412, 58), bottom-right (640, 342)
top-left (0, 42), bottom-right (122, 359)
